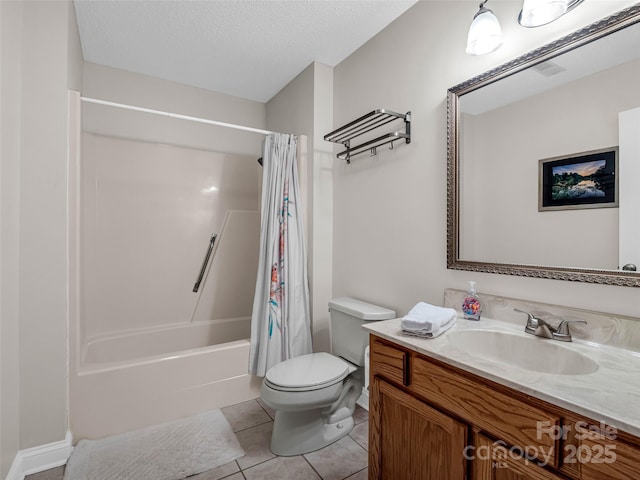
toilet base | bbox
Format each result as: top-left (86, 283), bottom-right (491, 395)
top-left (269, 408), bottom-right (355, 456)
top-left (262, 361), bottom-right (364, 456)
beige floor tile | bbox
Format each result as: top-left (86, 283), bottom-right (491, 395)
top-left (344, 467), bottom-right (368, 480)
top-left (215, 473), bottom-right (243, 480)
top-left (243, 456), bottom-right (320, 480)
top-left (353, 406), bottom-right (369, 425)
top-left (188, 460), bottom-right (240, 479)
top-left (221, 399), bottom-right (272, 432)
top-left (235, 421), bottom-right (276, 470)
top-left (25, 466), bottom-right (65, 480)
top-left (256, 397), bottom-right (276, 420)
top-left (191, 473), bottom-right (242, 480)
top-left (349, 421), bottom-right (368, 451)
top-left (304, 435), bottom-right (367, 480)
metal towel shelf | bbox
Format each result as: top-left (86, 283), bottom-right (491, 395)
top-left (324, 109), bottom-right (411, 163)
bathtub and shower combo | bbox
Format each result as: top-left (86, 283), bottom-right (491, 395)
top-left (68, 93), bottom-right (268, 440)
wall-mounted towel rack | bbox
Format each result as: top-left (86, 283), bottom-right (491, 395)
top-left (324, 109), bottom-right (411, 163)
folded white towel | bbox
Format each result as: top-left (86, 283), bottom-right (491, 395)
top-left (401, 302), bottom-right (457, 332)
top-left (401, 315), bottom-right (456, 339)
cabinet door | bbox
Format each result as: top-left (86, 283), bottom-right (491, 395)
top-left (580, 430), bottom-right (640, 480)
top-left (369, 377), bottom-right (467, 480)
top-left (472, 432), bottom-right (565, 480)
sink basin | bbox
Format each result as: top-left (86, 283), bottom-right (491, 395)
top-left (448, 330), bottom-right (599, 375)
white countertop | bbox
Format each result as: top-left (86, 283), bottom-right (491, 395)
top-left (364, 316), bottom-right (640, 438)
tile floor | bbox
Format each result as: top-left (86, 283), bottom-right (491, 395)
top-left (26, 399), bottom-right (369, 480)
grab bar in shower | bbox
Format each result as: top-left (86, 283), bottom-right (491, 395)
top-left (192, 233), bottom-right (217, 293)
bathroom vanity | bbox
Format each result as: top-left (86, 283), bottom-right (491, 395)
top-left (364, 292), bottom-right (640, 480)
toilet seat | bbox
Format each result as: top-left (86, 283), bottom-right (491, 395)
top-left (264, 352), bottom-right (352, 392)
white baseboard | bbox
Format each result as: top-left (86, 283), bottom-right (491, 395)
top-left (6, 431), bottom-right (72, 480)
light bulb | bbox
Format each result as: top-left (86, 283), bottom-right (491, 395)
top-left (519, 0), bottom-right (569, 27)
top-left (466, 6), bottom-right (503, 56)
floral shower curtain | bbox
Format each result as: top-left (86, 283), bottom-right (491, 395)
top-left (249, 133), bottom-right (312, 377)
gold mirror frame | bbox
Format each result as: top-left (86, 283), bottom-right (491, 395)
top-left (447, 5), bottom-right (640, 288)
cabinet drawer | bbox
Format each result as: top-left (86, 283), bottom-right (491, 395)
top-left (370, 337), bottom-right (409, 386)
top-left (411, 355), bottom-right (560, 467)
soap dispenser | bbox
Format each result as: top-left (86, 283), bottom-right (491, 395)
top-left (462, 281), bottom-right (482, 321)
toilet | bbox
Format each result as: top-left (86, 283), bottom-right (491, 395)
top-left (261, 297), bottom-right (395, 456)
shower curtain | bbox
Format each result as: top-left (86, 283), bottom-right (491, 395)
top-left (249, 133), bottom-right (312, 377)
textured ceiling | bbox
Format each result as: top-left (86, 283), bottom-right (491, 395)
top-left (73, 0), bottom-right (419, 103)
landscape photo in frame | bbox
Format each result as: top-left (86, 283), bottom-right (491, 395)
top-left (539, 148), bottom-right (618, 211)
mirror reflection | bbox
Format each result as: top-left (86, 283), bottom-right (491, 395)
top-left (448, 6), bottom-right (640, 285)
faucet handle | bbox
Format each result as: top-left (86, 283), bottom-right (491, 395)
top-left (555, 320), bottom-right (587, 337)
top-left (514, 309), bottom-right (553, 337)
top-left (514, 308), bottom-right (535, 324)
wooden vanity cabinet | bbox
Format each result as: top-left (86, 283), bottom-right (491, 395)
top-left (368, 335), bottom-right (640, 480)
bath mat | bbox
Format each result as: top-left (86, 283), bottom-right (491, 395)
top-left (64, 409), bottom-right (244, 480)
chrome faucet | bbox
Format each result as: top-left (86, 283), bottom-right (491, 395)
top-left (514, 309), bottom-right (587, 342)
top-left (515, 309), bottom-right (554, 339)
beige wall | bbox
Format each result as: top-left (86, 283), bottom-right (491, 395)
top-left (1, 0), bottom-right (82, 474)
top-left (1, 1), bottom-right (23, 476)
top-left (333, 1), bottom-right (640, 319)
top-left (461, 59), bottom-right (640, 269)
top-left (266, 62), bottom-right (334, 353)
top-left (20, 0), bottom-right (83, 451)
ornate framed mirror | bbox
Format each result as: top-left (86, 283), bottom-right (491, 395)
top-left (447, 5), bottom-right (640, 287)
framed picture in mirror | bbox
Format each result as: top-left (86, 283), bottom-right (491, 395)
top-left (538, 147), bottom-right (618, 211)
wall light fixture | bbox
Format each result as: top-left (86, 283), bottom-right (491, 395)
top-left (466, 0), bottom-right (503, 56)
top-left (518, 0), bottom-right (585, 28)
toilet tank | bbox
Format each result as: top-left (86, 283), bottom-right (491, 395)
top-left (328, 297), bottom-right (396, 366)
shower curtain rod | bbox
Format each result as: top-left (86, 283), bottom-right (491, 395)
top-left (80, 96), bottom-right (278, 136)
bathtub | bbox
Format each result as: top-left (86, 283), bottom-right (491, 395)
top-left (69, 317), bottom-right (262, 441)
top-left (68, 93), bottom-right (264, 442)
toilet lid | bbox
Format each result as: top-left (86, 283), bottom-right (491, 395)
top-left (265, 352), bottom-right (350, 390)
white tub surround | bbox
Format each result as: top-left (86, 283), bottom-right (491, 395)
top-left (363, 290), bottom-right (640, 438)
